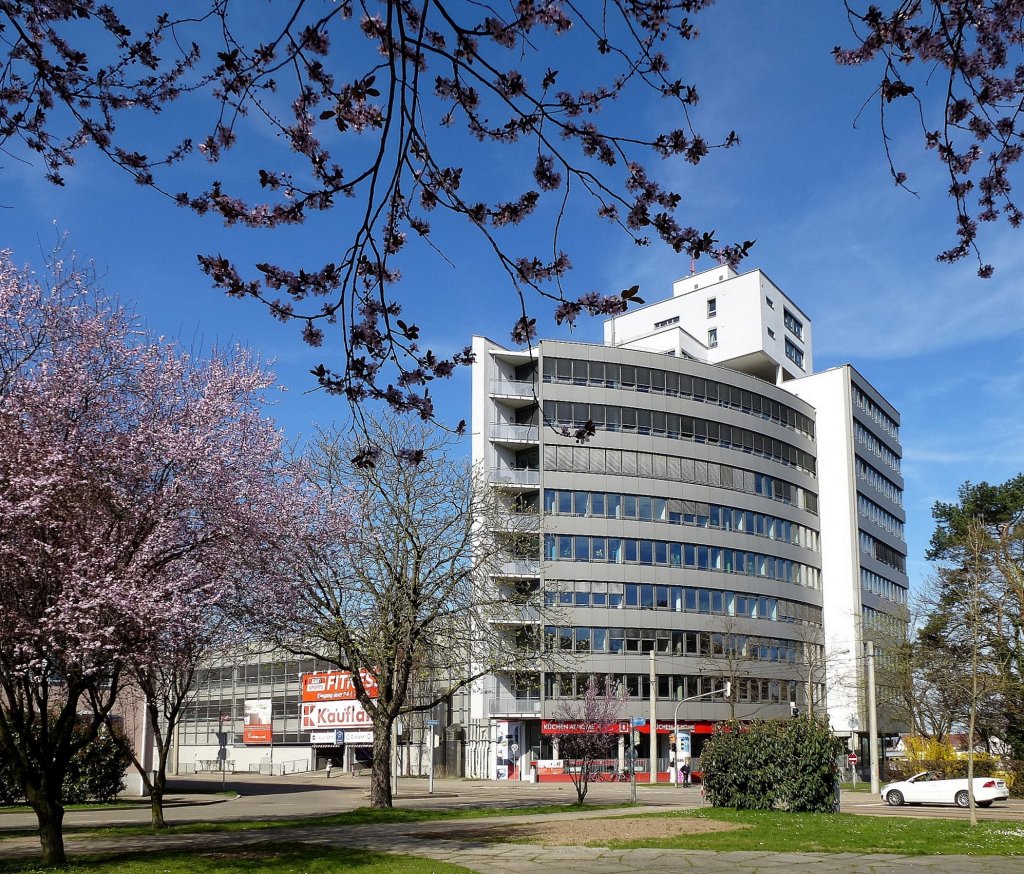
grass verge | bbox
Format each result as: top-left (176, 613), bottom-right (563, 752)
top-left (0, 842), bottom-right (472, 874)
top-left (600, 808), bottom-right (1024, 855)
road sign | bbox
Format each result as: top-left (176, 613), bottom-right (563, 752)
top-left (848, 752), bottom-right (859, 765)
top-left (427, 719), bottom-right (439, 727)
top-left (631, 716), bottom-right (646, 726)
top-left (510, 742), bottom-right (519, 753)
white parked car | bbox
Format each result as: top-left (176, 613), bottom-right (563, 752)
top-left (881, 771), bottom-right (1009, 808)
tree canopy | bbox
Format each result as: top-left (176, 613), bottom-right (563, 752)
top-left (4, 1), bottom-right (1019, 422)
top-left (0, 250), bottom-right (300, 863)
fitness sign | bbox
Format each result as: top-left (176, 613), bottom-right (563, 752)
top-left (300, 670), bottom-right (378, 731)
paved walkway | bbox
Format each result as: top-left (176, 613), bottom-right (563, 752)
top-left (2, 775), bottom-right (1022, 873)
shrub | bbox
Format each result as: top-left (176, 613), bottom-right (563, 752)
top-left (63, 724), bottom-right (131, 803)
top-left (0, 721), bottom-right (130, 805)
top-left (702, 717), bottom-right (845, 813)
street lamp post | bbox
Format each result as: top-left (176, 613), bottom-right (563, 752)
top-left (866, 640), bottom-right (880, 794)
top-left (648, 651), bottom-right (657, 784)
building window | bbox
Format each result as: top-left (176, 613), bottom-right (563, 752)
top-left (654, 315), bottom-right (680, 329)
top-left (766, 296), bottom-right (774, 308)
top-left (708, 328), bottom-right (718, 348)
top-left (783, 308), bottom-right (803, 339)
top-left (767, 327), bottom-right (775, 339)
top-left (785, 338), bottom-right (804, 369)
top-left (707, 298), bottom-right (717, 318)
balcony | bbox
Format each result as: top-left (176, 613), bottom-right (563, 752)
top-left (490, 604), bottom-right (542, 625)
top-left (498, 511), bottom-right (540, 532)
top-left (488, 423), bottom-right (540, 444)
top-left (489, 467), bottom-right (540, 488)
top-left (495, 559), bottom-right (540, 577)
top-left (489, 379), bottom-right (537, 399)
top-left (488, 697), bottom-right (542, 717)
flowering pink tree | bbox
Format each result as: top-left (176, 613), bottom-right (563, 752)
top-left (548, 675), bottom-right (629, 804)
top-left (0, 250), bottom-right (299, 863)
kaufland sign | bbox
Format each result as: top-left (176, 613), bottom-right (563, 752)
top-left (301, 701), bottom-right (373, 730)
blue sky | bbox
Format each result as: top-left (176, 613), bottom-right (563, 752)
top-left (3, 3), bottom-right (1022, 595)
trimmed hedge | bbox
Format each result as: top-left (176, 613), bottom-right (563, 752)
top-left (701, 716), bottom-right (846, 812)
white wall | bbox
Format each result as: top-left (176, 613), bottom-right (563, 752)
top-left (783, 366), bottom-right (862, 733)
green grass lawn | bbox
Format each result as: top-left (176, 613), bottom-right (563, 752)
top-left (0, 843), bottom-right (471, 874)
top-left (600, 808), bottom-right (1024, 855)
top-left (72, 800), bottom-right (633, 838)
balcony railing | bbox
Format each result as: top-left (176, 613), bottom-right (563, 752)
top-left (495, 559), bottom-right (540, 577)
top-left (490, 379), bottom-right (537, 398)
top-left (491, 604), bottom-right (541, 625)
top-left (488, 697), bottom-right (542, 717)
top-left (489, 467), bottom-right (540, 487)
top-left (488, 423), bottom-right (540, 443)
top-left (500, 511), bottom-right (540, 531)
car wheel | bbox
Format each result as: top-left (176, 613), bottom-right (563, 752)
top-left (955, 790), bottom-right (970, 808)
top-left (886, 790), bottom-right (904, 806)
top-left (977, 800), bottom-right (992, 808)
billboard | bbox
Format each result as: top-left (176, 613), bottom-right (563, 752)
top-left (301, 669), bottom-right (379, 702)
top-left (301, 699), bottom-right (373, 730)
top-left (243, 699), bottom-right (272, 744)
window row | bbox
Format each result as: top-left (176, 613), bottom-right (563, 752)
top-left (856, 458), bottom-right (903, 508)
top-left (182, 697), bottom-right (302, 722)
top-left (543, 580), bottom-right (823, 625)
top-left (855, 421), bottom-right (901, 472)
top-left (543, 625), bottom-right (810, 662)
top-left (541, 356), bottom-right (815, 437)
top-left (543, 488), bottom-right (818, 550)
top-left (543, 534), bottom-right (820, 589)
top-left (194, 658), bottom-right (326, 689)
top-left (543, 401), bottom-right (817, 475)
top-left (543, 444), bottom-right (820, 515)
top-left (853, 385), bottom-right (899, 440)
top-left (857, 494), bottom-right (905, 539)
top-left (861, 569), bottom-right (908, 606)
top-left (862, 605), bottom-right (906, 636)
top-left (543, 671), bottom-right (800, 704)
top-left (858, 531), bottom-right (907, 573)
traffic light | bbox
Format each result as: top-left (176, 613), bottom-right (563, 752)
top-left (723, 681), bottom-right (731, 699)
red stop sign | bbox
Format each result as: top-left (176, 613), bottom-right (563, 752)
top-left (848, 752), bottom-right (859, 764)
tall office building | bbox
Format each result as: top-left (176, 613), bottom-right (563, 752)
top-left (469, 264), bottom-right (908, 780)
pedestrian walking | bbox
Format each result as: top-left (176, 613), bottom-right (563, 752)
top-left (681, 762), bottom-right (691, 786)
top-left (326, 761), bottom-right (333, 779)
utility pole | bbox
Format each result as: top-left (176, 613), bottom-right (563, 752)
top-left (866, 640), bottom-right (880, 795)
top-left (649, 650), bottom-right (657, 784)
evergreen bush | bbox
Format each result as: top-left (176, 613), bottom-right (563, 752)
top-left (702, 716), bottom-right (845, 813)
top-left (0, 721), bottom-right (130, 805)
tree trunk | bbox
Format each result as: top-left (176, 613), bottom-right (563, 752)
top-left (31, 796), bottom-right (66, 866)
top-left (150, 772), bottom-right (167, 830)
top-left (147, 739), bottom-right (174, 830)
top-left (369, 717), bottom-right (394, 808)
